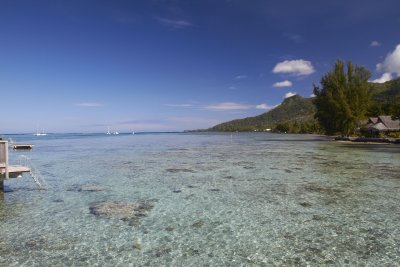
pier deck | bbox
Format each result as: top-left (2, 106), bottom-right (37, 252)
top-left (13, 144), bottom-right (34, 150)
top-left (1, 140), bottom-right (32, 191)
top-left (1, 164), bottom-right (30, 178)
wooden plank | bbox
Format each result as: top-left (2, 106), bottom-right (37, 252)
top-left (8, 165), bottom-right (30, 173)
top-left (1, 165), bottom-right (30, 178)
top-left (13, 144), bottom-right (34, 150)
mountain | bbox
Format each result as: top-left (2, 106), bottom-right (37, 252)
top-left (207, 77), bottom-right (400, 132)
top-left (208, 95), bottom-right (316, 132)
top-left (370, 77), bottom-right (400, 109)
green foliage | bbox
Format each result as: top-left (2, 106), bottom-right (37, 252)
top-left (391, 95), bottom-right (400, 120)
top-left (209, 95), bottom-right (316, 132)
top-left (359, 131), bottom-right (379, 138)
top-left (313, 60), bottom-right (372, 135)
top-left (387, 132), bottom-right (400, 138)
top-left (274, 122), bottom-right (291, 133)
top-left (202, 74), bottom-right (400, 135)
top-left (369, 77), bottom-right (400, 118)
top-left (273, 120), bottom-right (322, 134)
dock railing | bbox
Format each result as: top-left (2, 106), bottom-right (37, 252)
top-left (18, 155), bottom-right (47, 190)
top-left (0, 141), bottom-right (9, 179)
top-left (1, 141), bottom-right (47, 191)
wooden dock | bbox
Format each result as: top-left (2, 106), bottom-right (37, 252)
top-left (1, 141), bottom-right (31, 191)
top-left (13, 144), bottom-right (34, 150)
top-left (1, 164), bottom-right (30, 178)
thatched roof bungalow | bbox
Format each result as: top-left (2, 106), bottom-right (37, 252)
top-left (362, 116), bottom-right (400, 133)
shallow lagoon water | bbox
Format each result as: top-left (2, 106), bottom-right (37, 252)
top-left (1, 133), bottom-right (400, 266)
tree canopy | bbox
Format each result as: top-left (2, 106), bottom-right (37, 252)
top-left (208, 95), bottom-right (316, 132)
top-left (392, 95), bottom-right (400, 120)
top-left (313, 60), bottom-right (371, 135)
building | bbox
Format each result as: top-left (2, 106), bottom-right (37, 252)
top-left (1, 140), bottom-right (32, 192)
top-left (362, 116), bottom-right (400, 133)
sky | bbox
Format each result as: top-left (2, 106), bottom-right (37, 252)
top-left (1, 0), bottom-right (400, 133)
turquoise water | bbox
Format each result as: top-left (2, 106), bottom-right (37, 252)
top-left (1, 133), bottom-right (400, 266)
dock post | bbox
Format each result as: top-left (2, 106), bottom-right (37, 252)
top-left (1, 141), bottom-right (8, 192)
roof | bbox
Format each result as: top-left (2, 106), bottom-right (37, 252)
top-left (363, 122), bottom-right (388, 132)
top-left (372, 122), bottom-right (389, 131)
top-left (363, 116), bottom-right (400, 132)
top-left (368, 117), bottom-right (379, 124)
top-left (378, 116), bottom-right (400, 130)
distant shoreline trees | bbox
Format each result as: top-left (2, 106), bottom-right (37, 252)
top-left (204, 61), bottom-right (398, 134)
top-left (313, 60), bottom-right (372, 135)
top-left (392, 96), bottom-right (400, 120)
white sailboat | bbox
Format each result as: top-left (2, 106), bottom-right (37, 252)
top-left (106, 127), bottom-right (111, 135)
top-left (33, 127), bottom-right (47, 136)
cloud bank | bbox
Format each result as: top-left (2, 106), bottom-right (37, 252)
top-left (374, 44), bottom-right (400, 83)
top-left (273, 80), bottom-right (293, 87)
top-left (284, 92), bottom-right (297, 99)
top-left (371, 72), bottom-right (393, 83)
top-left (166, 102), bottom-right (276, 111)
top-left (165, 103), bottom-right (193, 107)
top-left (76, 102), bottom-right (103, 107)
top-left (272, 59), bottom-right (315, 76)
top-left (256, 104), bottom-right (273, 110)
top-left (370, 41), bottom-right (381, 47)
top-left (205, 102), bottom-right (252, 111)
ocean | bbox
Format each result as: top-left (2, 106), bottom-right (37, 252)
top-left (1, 132), bottom-right (399, 266)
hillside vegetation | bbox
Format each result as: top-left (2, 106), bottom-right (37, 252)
top-left (209, 95), bottom-right (318, 132)
top-left (206, 77), bottom-right (400, 133)
top-left (369, 77), bottom-right (400, 116)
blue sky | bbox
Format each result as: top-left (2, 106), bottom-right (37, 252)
top-left (1, 0), bottom-right (400, 133)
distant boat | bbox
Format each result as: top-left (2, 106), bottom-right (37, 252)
top-left (132, 131), bottom-right (135, 135)
top-left (33, 127), bottom-right (47, 136)
top-left (113, 131), bottom-right (119, 135)
top-left (33, 133), bottom-right (47, 136)
top-left (106, 127), bottom-right (111, 135)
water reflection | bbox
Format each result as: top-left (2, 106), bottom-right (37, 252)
top-left (0, 133), bottom-right (399, 266)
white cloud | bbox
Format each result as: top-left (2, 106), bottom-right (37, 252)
top-left (256, 103), bottom-right (274, 110)
top-left (370, 41), bottom-right (381, 47)
top-left (272, 59), bottom-right (315, 76)
top-left (376, 44), bottom-right (400, 77)
top-left (165, 104), bottom-right (193, 107)
top-left (76, 102), bottom-right (103, 107)
top-left (235, 75), bottom-right (247, 80)
top-left (284, 92), bottom-right (297, 99)
top-left (155, 17), bottom-right (192, 29)
top-left (371, 72), bottom-right (393, 83)
top-left (273, 80), bottom-right (293, 87)
top-left (205, 102), bottom-right (252, 111)
top-left (310, 93), bottom-right (316, 97)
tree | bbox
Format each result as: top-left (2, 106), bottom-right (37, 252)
top-left (313, 60), bottom-right (372, 135)
top-left (274, 122), bottom-right (291, 133)
top-left (391, 95), bottom-right (400, 120)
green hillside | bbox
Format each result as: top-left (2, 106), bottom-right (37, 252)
top-left (370, 77), bottom-right (400, 97)
top-left (206, 77), bottom-right (400, 132)
top-left (209, 95), bottom-right (317, 132)
top-left (369, 77), bottom-right (400, 115)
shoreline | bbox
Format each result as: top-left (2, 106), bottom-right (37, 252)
top-left (334, 136), bottom-right (400, 145)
